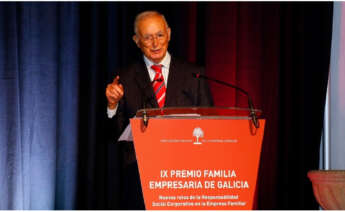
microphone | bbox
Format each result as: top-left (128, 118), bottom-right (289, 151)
top-left (192, 73), bottom-right (259, 128)
top-left (137, 77), bottom-right (164, 127)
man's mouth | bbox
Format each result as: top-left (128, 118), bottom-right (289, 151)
top-left (151, 49), bottom-right (161, 54)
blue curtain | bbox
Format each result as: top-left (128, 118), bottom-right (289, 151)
top-left (0, 3), bottom-right (79, 209)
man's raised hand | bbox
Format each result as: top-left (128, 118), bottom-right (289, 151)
top-left (106, 76), bottom-right (124, 109)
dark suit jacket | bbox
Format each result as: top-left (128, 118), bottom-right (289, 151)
top-left (110, 57), bottom-right (213, 140)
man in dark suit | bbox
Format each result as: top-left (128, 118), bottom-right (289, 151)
top-left (105, 10), bottom-right (212, 209)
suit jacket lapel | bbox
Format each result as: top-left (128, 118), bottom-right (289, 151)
top-left (165, 57), bottom-right (183, 107)
top-left (133, 62), bottom-right (158, 108)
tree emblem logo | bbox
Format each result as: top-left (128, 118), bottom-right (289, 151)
top-left (193, 127), bottom-right (204, 145)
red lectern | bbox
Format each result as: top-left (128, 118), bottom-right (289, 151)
top-left (130, 107), bottom-right (265, 210)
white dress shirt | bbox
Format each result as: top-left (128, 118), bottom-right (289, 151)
top-left (107, 52), bottom-right (171, 118)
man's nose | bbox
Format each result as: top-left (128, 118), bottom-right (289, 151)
top-left (152, 36), bottom-right (159, 47)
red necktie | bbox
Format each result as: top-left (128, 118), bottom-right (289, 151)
top-left (151, 65), bottom-right (166, 108)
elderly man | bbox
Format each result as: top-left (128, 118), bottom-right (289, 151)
top-left (105, 11), bottom-right (212, 209)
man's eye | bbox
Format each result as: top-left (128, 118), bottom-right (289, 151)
top-left (158, 34), bottom-right (164, 38)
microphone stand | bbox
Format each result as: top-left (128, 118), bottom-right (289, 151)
top-left (193, 73), bottom-right (260, 129)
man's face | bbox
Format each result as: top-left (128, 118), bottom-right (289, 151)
top-left (133, 15), bottom-right (171, 64)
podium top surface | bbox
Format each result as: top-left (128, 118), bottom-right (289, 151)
top-left (135, 107), bottom-right (262, 119)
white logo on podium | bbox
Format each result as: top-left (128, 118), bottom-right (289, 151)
top-left (193, 127), bottom-right (204, 145)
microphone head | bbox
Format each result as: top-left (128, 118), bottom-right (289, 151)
top-left (192, 73), bottom-right (200, 79)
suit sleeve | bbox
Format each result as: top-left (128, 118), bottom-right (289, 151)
top-left (105, 98), bottom-right (129, 142)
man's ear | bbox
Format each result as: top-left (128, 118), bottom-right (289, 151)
top-left (167, 27), bottom-right (171, 42)
top-left (133, 35), bottom-right (140, 47)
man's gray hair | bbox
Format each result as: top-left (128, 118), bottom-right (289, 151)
top-left (134, 11), bottom-right (169, 35)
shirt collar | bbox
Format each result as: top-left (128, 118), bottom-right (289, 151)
top-left (143, 52), bottom-right (171, 69)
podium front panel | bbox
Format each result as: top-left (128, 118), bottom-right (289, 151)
top-left (130, 117), bottom-right (265, 210)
